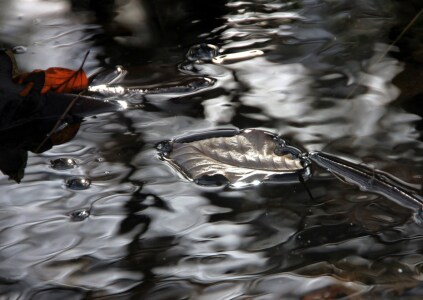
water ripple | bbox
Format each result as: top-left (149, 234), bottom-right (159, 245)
top-left (0, 0), bottom-right (422, 298)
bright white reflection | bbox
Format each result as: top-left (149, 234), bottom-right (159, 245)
top-left (89, 84), bottom-right (126, 95)
top-left (231, 179), bottom-right (261, 189)
top-left (232, 57), bottom-right (314, 120)
top-left (212, 49), bottom-right (264, 64)
top-left (203, 95), bottom-right (236, 124)
top-left (117, 100), bottom-right (128, 110)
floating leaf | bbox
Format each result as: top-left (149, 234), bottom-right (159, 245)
top-left (50, 122), bottom-right (81, 145)
top-left (0, 147), bottom-right (27, 183)
top-left (14, 51), bottom-right (90, 96)
top-left (157, 128), bottom-right (311, 187)
top-left (16, 67), bottom-right (88, 96)
top-left (41, 67), bottom-right (88, 94)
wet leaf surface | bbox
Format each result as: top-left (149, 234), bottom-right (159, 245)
top-left (15, 67), bottom-right (89, 96)
top-left (0, 50), bottom-right (122, 181)
top-left (158, 128), bottom-right (311, 187)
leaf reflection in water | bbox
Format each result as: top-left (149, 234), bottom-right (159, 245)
top-left (309, 151), bottom-right (423, 223)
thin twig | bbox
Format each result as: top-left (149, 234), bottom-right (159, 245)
top-left (51, 50), bottom-right (90, 93)
top-left (35, 51), bottom-right (91, 153)
top-left (35, 91), bottom-right (85, 153)
top-left (344, 8), bottom-right (423, 100)
top-left (78, 50), bottom-right (90, 71)
top-left (377, 9), bottom-right (423, 65)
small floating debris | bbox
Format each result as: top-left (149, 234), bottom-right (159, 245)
top-left (51, 158), bottom-right (78, 170)
top-left (69, 208), bottom-right (90, 221)
top-left (157, 128), bottom-right (311, 187)
top-left (212, 49), bottom-right (264, 64)
top-left (66, 176), bottom-right (91, 190)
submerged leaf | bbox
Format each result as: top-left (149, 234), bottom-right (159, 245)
top-left (158, 128), bottom-right (311, 187)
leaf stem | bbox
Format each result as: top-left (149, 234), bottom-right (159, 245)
top-left (35, 50), bottom-right (92, 152)
top-left (344, 8), bottom-right (423, 100)
top-left (35, 91), bottom-right (85, 153)
top-left (79, 50), bottom-right (90, 71)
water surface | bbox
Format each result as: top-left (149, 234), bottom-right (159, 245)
top-left (0, 0), bottom-right (422, 299)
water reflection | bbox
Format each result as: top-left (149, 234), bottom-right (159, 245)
top-left (0, 0), bottom-right (422, 299)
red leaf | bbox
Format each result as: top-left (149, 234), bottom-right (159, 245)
top-left (19, 82), bottom-right (34, 97)
top-left (15, 67), bottom-right (88, 95)
top-left (42, 67), bottom-right (88, 94)
top-left (14, 51), bottom-right (90, 96)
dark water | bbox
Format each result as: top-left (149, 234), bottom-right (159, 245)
top-left (0, 0), bottom-right (422, 299)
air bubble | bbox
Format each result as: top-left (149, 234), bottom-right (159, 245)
top-left (12, 46), bottom-right (27, 54)
top-left (143, 195), bottom-right (156, 205)
top-left (51, 158), bottom-right (78, 170)
top-left (66, 176), bottom-right (91, 190)
top-left (156, 141), bottom-right (172, 156)
top-left (69, 208), bottom-right (90, 221)
top-left (186, 43), bottom-right (219, 62)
